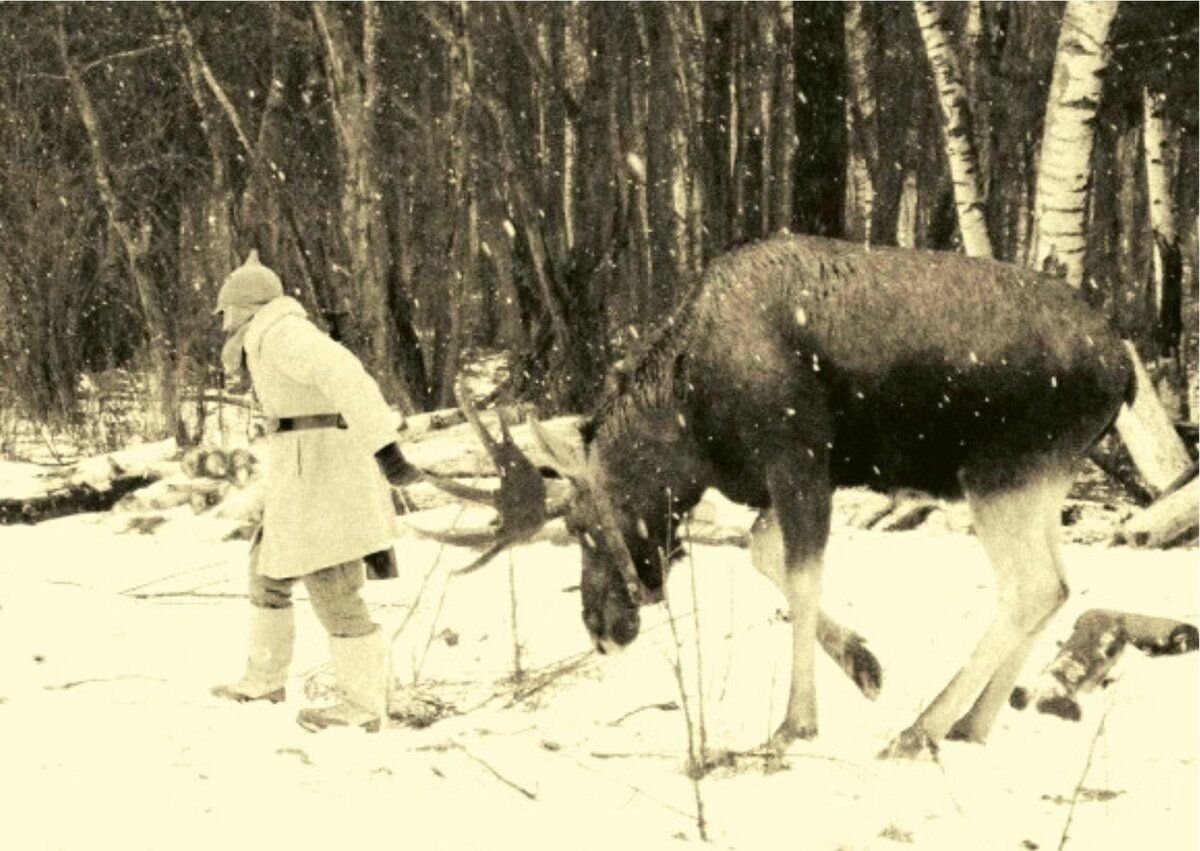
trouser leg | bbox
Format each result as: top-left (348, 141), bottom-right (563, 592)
top-left (296, 560), bottom-right (387, 732)
top-left (302, 560), bottom-right (376, 638)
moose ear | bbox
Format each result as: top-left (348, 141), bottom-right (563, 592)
top-left (529, 418), bottom-right (585, 477)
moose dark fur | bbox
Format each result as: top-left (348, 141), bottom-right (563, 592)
top-left (462, 234), bottom-right (1132, 758)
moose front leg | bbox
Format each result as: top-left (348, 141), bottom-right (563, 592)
top-left (751, 510), bottom-right (882, 700)
top-left (762, 459), bottom-right (834, 751)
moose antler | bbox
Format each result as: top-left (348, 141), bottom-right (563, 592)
top-left (414, 379), bottom-right (555, 575)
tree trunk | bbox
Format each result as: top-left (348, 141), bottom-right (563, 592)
top-left (1117, 341), bottom-right (1194, 496)
top-left (914, 1), bottom-right (992, 257)
top-left (895, 126), bottom-right (920, 248)
top-left (431, 2), bottom-right (475, 409)
top-left (792, 2), bottom-right (845, 238)
top-left (702, 5), bottom-right (735, 248)
top-left (1143, 88), bottom-right (1184, 357)
top-left (311, 1), bottom-right (413, 410)
top-left (1030, 0), bottom-right (1118, 282)
top-left (55, 13), bottom-right (178, 441)
top-left (768, 0), bottom-right (795, 235)
top-left (1115, 474), bottom-right (1200, 548)
top-left (735, 6), bottom-right (768, 243)
top-left (1028, 1), bottom-right (1193, 500)
top-left (843, 1), bottom-right (876, 244)
top-left (962, 0), bottom-right (992, 198)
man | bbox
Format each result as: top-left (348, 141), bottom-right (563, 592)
top-left (210, 251), bottom-right (419, 732)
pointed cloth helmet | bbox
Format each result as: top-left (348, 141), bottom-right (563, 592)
top-left (214, 250), bottom-right (283, 315)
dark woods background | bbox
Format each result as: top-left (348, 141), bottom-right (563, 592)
top-left (0, 2), bottom-right (1196, 449)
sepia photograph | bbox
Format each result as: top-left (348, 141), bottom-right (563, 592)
top-left (0, 2), bottom-right (1197, 849)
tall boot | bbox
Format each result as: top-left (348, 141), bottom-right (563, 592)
top-left (296, 626), bottom-right (387, 733)
top-left (211, 604), bottom-right (295, 703)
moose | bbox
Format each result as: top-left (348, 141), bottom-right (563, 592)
top-left (425, 234), bottom-right (1132, 759)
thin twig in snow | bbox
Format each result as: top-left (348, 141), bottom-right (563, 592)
top-left (132, 590), bottom-right (247, 600)
top-left (929, 747), bottom-right (965, 819)
top-left (119, 558), bottom-right (229, 595)
top-left (1058, 697), bottom-right (1115, 851)
top-left (416, 740), bottom-right (537, 800)
top-left (683, 530), bottom-right (709, 763)
top-left (608, 701), bottom-right (681, 727)
top-left (503, 650), bottom-right (594, 707)
top-left (719, 558), bottom-right (736, 704)
top-left (46, 674), bottom-right (166, 691)
top-left (507, 548), bottom-right (524, 682)
top-left (591, 750), bottom-right (684, 760)
top-left (663, 576), bottom-right (709, 841)
top-left (388, 501), bottom-right (468, 671)
top-left (412, 564), bottom-right (453, 684)
top-left (544, 747), bottom-right (701, 823)
top-left (456, 743), bottom-right (538, 801)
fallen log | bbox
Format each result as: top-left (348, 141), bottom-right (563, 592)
top-left (398, 402), bottom-right (538, 440)
top-left (0, 472), bottom-right (160, 525)
top-left (1015, 609), bottom-right (1199, 721)
top-left (1114, 474), bottom-right (1199, 548)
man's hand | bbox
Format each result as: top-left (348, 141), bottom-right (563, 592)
top-left (375, 441), bottom-right (421, 487)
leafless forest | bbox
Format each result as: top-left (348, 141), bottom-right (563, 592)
top-left (0, 2), bottom-right (1195, 452)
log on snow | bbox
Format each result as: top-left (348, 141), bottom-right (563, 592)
top-left (0, 472), bottom-right (160, 525)
top-left (1017, 608), bottom-right (1199, 721)
top-left (1114, 474), bottom-right (1199, 548)
top-left (1114, 341), bottom-right (1195, 496)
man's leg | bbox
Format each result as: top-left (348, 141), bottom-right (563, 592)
top-left (212, 554), bottom-right (297, 703)
top-left (296, 561), bottom-right (387, 732)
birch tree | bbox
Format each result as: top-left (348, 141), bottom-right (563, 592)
top-left (1032, 0), bottom-right (1192, 499)
top-left (1030, 1), bottom-right (1119, 282)
top-left (1142, 88), bottom-right (1183, 356)
top-left (915, 1), bottom-right (992, 257)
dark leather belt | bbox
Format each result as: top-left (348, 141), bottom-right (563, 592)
top-left (271, 413), bottom-right (347, 433)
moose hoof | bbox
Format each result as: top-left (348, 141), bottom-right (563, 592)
top-left (878, 727), bottom-right (938, 760)
top-left (846, 639), bottom-right (883, 701)
top-left (768, 720), bottom-right (817, 754)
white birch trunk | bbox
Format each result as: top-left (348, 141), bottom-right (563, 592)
top-left (1142, 88), bottom-right (1177, 318)
top-left (1030, 0), bottom-right (1118, 285)
top-left (963, 0), bottom-right (991, 191)
top-left (1029, 2), bottom-right (1192, 499)
top-left (915, 1), bottom-right (993, 258)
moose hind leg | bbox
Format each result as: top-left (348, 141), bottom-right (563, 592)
top-left (882, 472), bottom-right (1071, 759)
top-left (947, 476), bottom-right (1072, 742)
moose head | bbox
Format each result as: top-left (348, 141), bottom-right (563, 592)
top-left (419, 380), bottom-right (665, 655)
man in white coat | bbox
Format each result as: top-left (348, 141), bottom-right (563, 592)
top-left (211, 252), bottom-right (419, 732)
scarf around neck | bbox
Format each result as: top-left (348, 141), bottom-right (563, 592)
top-left (220, 296), bottom-right (307, 389)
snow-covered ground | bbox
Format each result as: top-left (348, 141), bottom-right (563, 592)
top-left (1, 452), bottom-right (1197, 851)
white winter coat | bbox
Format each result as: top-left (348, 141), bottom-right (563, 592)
top-left (242, 297), bottom-right (398, 579)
